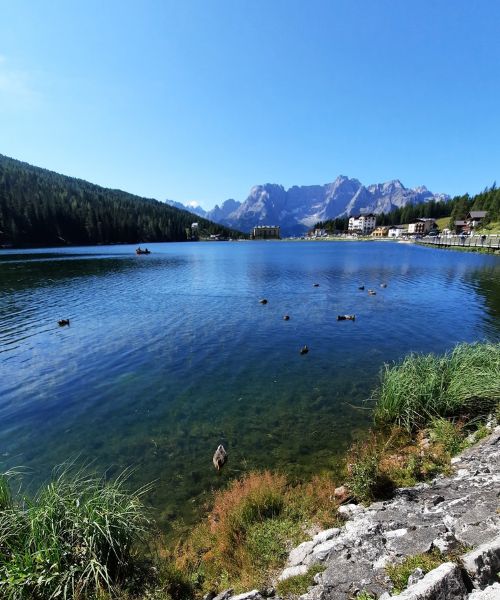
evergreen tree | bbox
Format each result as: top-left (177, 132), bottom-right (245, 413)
top-left (0, 154), bottom-right (245, 247)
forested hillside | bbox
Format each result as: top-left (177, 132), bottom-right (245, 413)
top-left (316, 185), bottom-right (500, 232)
top-left (0, 154), bottom-right (242, 247)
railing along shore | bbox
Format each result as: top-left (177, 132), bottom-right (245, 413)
top-left (418, 234), bottom-right (500, 251)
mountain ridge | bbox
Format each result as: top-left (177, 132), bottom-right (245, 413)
top-left (168, 176), bottom-right (449, 235)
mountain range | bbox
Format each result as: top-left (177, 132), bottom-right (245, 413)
top-left (168, 177), bottom-right (449, 236)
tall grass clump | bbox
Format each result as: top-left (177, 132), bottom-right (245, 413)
top-left (374, 342), bottom-right (500, 430)
top-left (0, 465), bottom-right (151, 600)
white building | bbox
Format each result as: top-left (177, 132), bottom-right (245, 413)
top-left (388, 226), bottom-right (407, 238)
top-left (348, 214), bottom-right (376, 234)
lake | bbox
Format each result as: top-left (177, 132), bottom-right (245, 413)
top-left (0, 241), bottom-right (499, 528)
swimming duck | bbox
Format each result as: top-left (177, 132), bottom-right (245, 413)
top-left (213, 445), bottom-right (228, 471)
top-left (283, 315), bottom-right (290, 321)
top-left (337, 315), bottom-right (356, 321)
top-left (380, 283), bottom-right (387, 288)
top-left (313, 283), bottom-right (320, 287)
top-left (259, 299), bottom-right (268, 304)
top-left (368, 290), bottom-right (377, 296)
top-left (58, 319), bottom-right (70, 326)
top-left (358, 286), bottom-right (365, 291)
top-left (300, 345), bottom-right (309, 355)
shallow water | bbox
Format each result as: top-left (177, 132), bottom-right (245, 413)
top-left (0, 241), bottom-right (499, 527)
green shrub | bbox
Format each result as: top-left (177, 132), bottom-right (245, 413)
top-left (374, 342), bottom-right (500, 431)
top-left (275, 564), bottom-right (325, 597)
top-left (428, 418), bottom-right (466, 456)
top-left (0, 465), bottom-right (151, 600)
top-left (347, 452), bottom-right (379, 503)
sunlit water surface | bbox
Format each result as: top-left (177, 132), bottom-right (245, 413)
top-left (1, 241), bottom-right (499, 527)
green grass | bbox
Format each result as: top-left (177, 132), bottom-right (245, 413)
top-left (434, 216), bottom-right (450, 230)
top-left (386, 550), bottom-right (443, 594)
top-left (356, 592), bottom-right (377, 600)
top-left (428, 418), bottom-right (466, 456)
top-left (0, 465), bottom-right (152, 600)
top-left (478, 221), bottom-right (500, 234)
top-left (373, 342), bottom-right (500, 431)
top-left (245, 518), bottom-right (303, 571)
top-left (275, 564), bottom-right (325, 598)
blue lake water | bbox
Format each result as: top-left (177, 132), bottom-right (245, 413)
top-left (0, 241), bottom-right (499, 527)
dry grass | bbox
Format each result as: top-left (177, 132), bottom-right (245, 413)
top-left (175, 470), bottom-right (342, 593)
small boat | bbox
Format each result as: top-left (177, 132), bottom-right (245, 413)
top-left (136, 247), bottom-right (151, 255)
top-left (337, 315), bottom-right (355, 321)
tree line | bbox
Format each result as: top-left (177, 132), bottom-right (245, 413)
top-left (0, 154), bottom-right (244, 247)
top-left (315, 185), bottom-right (499, 232)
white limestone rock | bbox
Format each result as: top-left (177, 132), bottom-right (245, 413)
top-left (279, 565), bottom-right (308, 581)
top-left (468, 582), bottom-right (500, 599)
top-left (312, 528), bottom-right (340, 545)
top-left (229, 591), bottom-right (260, 600)
top-left (394, 562), bottom-right (468, 599)
top-left (462, 535), bottom-right (500, 587)
top-left (287, 541), bottom-right (315, 567)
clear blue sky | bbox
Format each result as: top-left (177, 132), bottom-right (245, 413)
top-left (1, 0), bottom-right (499, 209)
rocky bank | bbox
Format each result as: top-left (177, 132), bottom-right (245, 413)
top-left (214, 427), bottom-right (500, 600)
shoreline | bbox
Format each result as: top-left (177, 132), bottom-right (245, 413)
top-left (1, 342), bottom-right (499, 599)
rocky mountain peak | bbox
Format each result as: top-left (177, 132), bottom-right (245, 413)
top-left (169, 176), bottom-right (449, 236)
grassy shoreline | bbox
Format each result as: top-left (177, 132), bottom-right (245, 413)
top-left (1, 342), bottom-right (499, 599)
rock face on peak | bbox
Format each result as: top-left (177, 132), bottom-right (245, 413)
top-left (167, 177), bottom-right (449, 236)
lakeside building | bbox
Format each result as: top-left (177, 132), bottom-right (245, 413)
top-left (307, 228), bottom-right (328, 238)
top-left (467, 211), bottom-right (488, 229)
top-left (348, 214), bottom-right (376, 235)
top-left (387, 225), bottom-right (407, 238)
top-left (454, 220), bottom-right (468, 234)
top-left (454, 211), bottom-right (488, 234)
top-left (372, 226), bottom-right (389, 237)
top-left (408, 218), bottom-right (436, 235)
top-left (251, 225), bottom-right (281, 239)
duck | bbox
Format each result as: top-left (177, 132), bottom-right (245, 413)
top-left (283, 315), bottom-right (290, 321)
top-left (300, 345), bottom-right (309, 355)
top-left (259, 299), bottom-right (268, 304)
top-left (358, 285), bottom-right (365, 291)
top-left (213, 445), bottom-right (228, 471)
top-left (380, 283), bottom-right (387, 288)
top-left (368, 290), bottom-right (377, 296)
top-left (313, 283), bottom-right (320, 287)
top-left (58, 319), bottom-right (70, 326)
top-left (337, 315), bottom-right (356, 321)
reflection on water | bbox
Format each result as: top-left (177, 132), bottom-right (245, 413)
top-left (0, 241), bottom-right (499, 528)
